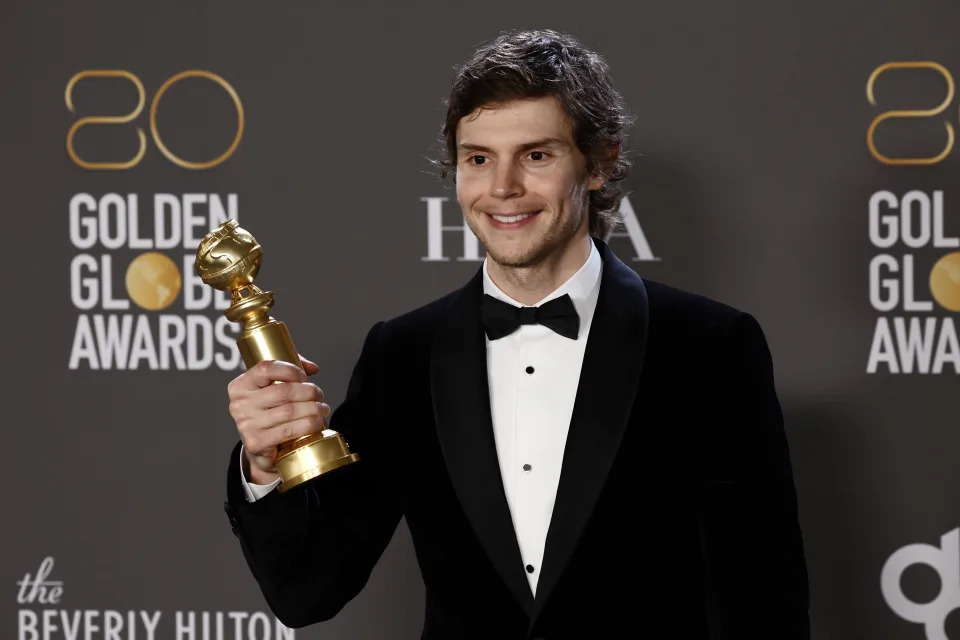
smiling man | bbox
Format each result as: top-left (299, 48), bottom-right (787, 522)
top-left (456, 98), bottom-right (602, 303)
top-left (222, 29), bottom-right (809, 639)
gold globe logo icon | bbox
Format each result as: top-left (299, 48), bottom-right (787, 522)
top-left (930, 252), bottom-right (960, 312)
top-left (125, 252), bottom-right (181, 310)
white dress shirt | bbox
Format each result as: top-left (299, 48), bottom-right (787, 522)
top-left (241, 239), bottom-right (603, 596)
top-left (481, 239), bottom-right (601, 595)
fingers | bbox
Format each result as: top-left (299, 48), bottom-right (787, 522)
top-left (251, 380), bottom-right (324, 409)
top-left (299, 354), bottom-right (319, 375)
top-left (243, 410), bottom-right (330, 457)
top-left (226, 356), bottom-right (328, 463)
top-left (261, 401), bottom-right (331, 434)
top-left (228, 360), bottom-right (306, 393)
top-left (229, 384), bottom-right (326, 425)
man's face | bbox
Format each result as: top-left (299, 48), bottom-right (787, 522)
top-left (455, 96), bottom-right (604, 269)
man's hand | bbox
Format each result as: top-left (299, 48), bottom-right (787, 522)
top-left (226, 355), bottom-right (330, 485)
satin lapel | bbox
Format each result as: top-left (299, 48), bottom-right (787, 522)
top-left (430, 269), bottom-right (536, 615)
top-left (532, 237), bottom-right (651, 617)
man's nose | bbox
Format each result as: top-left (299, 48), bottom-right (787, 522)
top-left (489, 161), bottom-right (524, 199)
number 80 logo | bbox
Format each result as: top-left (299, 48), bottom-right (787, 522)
top-left (65, 69), bottom-right (244, 170)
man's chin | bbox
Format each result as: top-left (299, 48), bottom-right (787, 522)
top-left (484, 244), bottom-right (546, 269)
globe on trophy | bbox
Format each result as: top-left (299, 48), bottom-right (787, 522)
top-left (195, 219), bottom-right (359, 491)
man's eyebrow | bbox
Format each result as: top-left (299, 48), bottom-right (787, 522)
top-left (457, 137), bottom-right (570, 153)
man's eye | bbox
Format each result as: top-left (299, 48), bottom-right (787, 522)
top-left (469, 155), bottom-right (487, 166)
top-left (528, 151), bottom-right (549, 161)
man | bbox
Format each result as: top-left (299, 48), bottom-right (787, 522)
top-left (223, 29), bottom-right (809, 639)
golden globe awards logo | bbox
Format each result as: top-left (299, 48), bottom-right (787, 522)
top-left (67, 193), bottom-right (242, 370)
top-left (65, 70), bottom-right (245, 371)
top-left (865, 62), bottom-right (960, 375)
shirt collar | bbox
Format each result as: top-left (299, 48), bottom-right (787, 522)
top-left (481, 237), bottom-right (603, 339)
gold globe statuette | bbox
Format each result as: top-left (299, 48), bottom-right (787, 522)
top-left (195, 219), bottom-right (359, 492)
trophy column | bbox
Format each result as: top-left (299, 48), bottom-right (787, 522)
top-left (195, 219), bottom-right (359, 491)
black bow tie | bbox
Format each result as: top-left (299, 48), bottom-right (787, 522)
top-left (480, 293), bottom-right (580, 340)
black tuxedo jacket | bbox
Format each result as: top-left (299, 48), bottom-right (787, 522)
top-left (224, 236), bottom-right (809, 639)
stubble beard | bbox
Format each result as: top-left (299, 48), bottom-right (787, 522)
top-left (468, 206), bottom-right (586, 270)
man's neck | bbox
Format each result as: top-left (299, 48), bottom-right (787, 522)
top-left (486, 234), bottom-right (592, 305)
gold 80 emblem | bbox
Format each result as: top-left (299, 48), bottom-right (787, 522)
top-left (866, 61), bottom-right (956, 166)
top-left (65, 70), bottom-right (244, 170)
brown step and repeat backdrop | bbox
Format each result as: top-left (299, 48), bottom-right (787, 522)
top-left (3, 1), bottom-right (960, 638)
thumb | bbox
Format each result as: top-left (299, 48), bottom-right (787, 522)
top-left (298, 354), bottom-right (319, 376)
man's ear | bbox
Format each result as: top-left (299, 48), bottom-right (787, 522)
top-left (588, 143), bottom-right (620, 191)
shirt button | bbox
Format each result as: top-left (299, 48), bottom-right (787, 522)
top-left (522, 463), bottom-right (532, 472)
top-left (525, 365), bottom-right (535, 374)
top-left (526, 564), bottom-right (535, 573)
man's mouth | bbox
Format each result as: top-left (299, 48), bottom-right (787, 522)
top-left (486, 210), bottom-right (542, 226)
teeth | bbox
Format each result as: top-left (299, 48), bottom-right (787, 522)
top-left (491, 212), bottom-right (536, 223)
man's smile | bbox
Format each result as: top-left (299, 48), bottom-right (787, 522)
top-left (485, 210), bottom-right (542, 229)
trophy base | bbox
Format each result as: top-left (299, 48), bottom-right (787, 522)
top-left (275, 429), bottom-right (360, 492)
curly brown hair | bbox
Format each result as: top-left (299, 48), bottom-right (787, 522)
top-left (434, 29), bottom-right (634, 239)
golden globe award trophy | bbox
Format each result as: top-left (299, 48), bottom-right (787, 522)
top-left (195, 219), bottom-right (359, 492)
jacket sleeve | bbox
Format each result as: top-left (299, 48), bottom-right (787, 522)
top-left (698, 312), bottom-right (810, 639)
top-left (223, 320), bottom-right (402, 628)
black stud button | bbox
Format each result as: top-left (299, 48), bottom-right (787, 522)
top-left (522, 463), bottom-right (532, 472)
top-left (525, 366), bottom-right (535, 374)
top-left (526, 564), bottom-right (535, 573)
